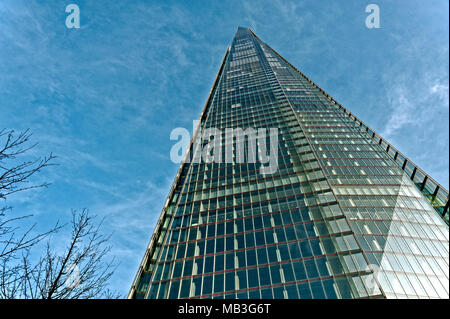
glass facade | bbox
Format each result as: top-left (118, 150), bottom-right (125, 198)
top-left (129, 27), bottom-right (449, 299)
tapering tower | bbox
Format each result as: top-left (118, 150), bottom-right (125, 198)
top-left (129, 27), bottom-right (449, 299)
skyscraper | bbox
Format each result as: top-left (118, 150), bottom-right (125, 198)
top-left (129, 27), bottom-right (449, 299)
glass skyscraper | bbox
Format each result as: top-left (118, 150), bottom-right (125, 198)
top-left (129, 27), bottom-right (449, 299)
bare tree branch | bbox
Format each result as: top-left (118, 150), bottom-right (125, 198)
top-left (0, 129), bottom-right (119, 299)
top-left (0, 129), bottom-right (56, 199)
top-left (0, 129), bottom-right (59, 280)
top-left (3, 209), bottom-right (119, 299)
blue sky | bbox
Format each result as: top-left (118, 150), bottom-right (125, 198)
top-left (0, 0), bottom-right (448, 296)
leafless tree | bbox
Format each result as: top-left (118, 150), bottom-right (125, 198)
top-left (0, 129), bottom-right (119, 299)
top-left (1, 129), bottom-right (58, 272)
top-left (1, 209), bottom-right (119, 299)
top-left (0, 129), bottom-right (55, 199)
